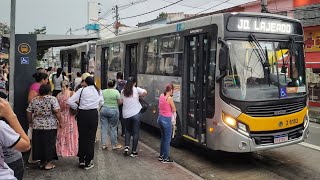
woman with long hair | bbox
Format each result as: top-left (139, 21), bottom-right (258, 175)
top-left (26, 84), bottom-right (62, 170)
top-left (121, 76), bottom-right (147, 157)
top-left (56, 80), bottom-right (78, 157)
top-left (52, 68), bottom-right (64, 96)
top-left (100, 79), bottom-right (122, 150)
top-left (67, 76), bottom-right (103, 170)
top-left (157, 84), bottom-right (176, 163)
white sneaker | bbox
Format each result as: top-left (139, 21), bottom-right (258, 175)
top-left (84, 163), bottom-right (94, 170)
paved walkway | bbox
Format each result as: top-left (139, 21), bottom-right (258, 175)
top-left (24, 138), bottom-right (202, 180)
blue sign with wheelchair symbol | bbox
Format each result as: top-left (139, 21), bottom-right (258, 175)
top-left (21, 57), bottom-right (29, 64)
top-left (280, 87), bottom-right (287, 97)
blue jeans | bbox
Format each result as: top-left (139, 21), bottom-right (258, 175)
top-left (124, 113), bottom-right (141, 152)
top-left (158, 115), bottom-right (172, 160)
top-left (100, 106), bottom-right (119, 146)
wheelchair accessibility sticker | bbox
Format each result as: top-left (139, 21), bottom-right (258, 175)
top-left (280, 87), bottom-right (287, 97)
top-left (21, 57), bottom-right (29, 64)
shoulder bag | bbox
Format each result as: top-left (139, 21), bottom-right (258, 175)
top-left (70, 88), bottom-right (84, 119)
top-left (139, 98), bottom-right (149, 113)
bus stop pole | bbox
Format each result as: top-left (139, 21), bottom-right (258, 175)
top-left (9, 0), bottom-right (16, 107)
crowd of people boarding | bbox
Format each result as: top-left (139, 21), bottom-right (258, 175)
top-left (0, 66), bottom-right (177, 180)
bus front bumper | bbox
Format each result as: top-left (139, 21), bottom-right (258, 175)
top-left (215, 122), bottom-right (309, 152)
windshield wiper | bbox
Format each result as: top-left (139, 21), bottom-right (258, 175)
top-left (249, 34), bottom-right (271, 85)
top-left (288, 36), bottom-right (296, 80)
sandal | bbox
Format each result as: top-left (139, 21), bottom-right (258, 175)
top-left (44, 163), bottom-right (56, 170)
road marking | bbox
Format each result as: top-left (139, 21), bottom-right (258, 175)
top-left (299, 142), bottom-right (320, 151)
top-left (139, 141), bottom-right (204, 180)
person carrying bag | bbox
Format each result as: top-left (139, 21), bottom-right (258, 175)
top-left (157, 84), bottom-right (176, 163)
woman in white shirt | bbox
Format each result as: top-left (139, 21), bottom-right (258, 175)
top-left (121, 77), bottom-right (147, 157)
top-left (67, 76), bottom-right (103, 170)
top-left (52, 68), bottom-right (64, 97)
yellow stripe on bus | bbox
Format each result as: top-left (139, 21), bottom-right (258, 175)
top-left (183, 135), bottom-right (199, 143)
top-left (237, 107), bottom-right (307, 131)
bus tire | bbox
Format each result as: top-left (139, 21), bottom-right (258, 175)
top-left (171, 113), bottom-right (184, 147)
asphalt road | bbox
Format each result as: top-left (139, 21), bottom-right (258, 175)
top-left (306, 122), bottom-right (320, 147)
top-left (140, 123), bottom-right (320, 180)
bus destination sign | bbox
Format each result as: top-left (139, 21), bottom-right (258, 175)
top-left (227, 16), bottom-right (301, 35)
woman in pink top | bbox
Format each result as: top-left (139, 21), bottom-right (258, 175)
top-left (28, 72), bottom-right (49, 103)
top-left (157, 84), bottom-right (176, 163)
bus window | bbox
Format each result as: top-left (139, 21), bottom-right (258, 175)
top-left (109, 43), bottom-right (122, 72)
top-left (143, 38), bottom-right (158, 74)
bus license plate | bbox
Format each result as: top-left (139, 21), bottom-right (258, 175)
top-left (274, 135), bottom-right (288, 144)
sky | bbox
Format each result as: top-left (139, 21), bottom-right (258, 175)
top-left (0, 0), bottom-right (255, 35)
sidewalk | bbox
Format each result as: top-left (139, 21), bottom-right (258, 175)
top-left (308, 106), bottom-right (320, 123)
top-left (23, 138), bottom-right (202, 180)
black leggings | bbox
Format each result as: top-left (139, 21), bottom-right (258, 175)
top-left (77, 109), bottom-right (98, 165)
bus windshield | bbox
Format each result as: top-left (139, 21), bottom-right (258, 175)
top-left (222, 40), bottom-right (306, 101)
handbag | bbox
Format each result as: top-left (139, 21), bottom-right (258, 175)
top-left (71, 88), bottom-right (84, 119)
top-left (139, 98), bottom-right (149, 113)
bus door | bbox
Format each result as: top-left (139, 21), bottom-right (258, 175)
top-left (185, 34), bottom-right (211, 144)
top-left (125, 44), bottom-right (138, 80)
top-left (101, 47), bottom-right (109, 89)
top-left (67, 54), bottom-right (72, 76)
top-left (80, 52), bottom-right (87, 73)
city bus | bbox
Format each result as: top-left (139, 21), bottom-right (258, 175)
top-left (60, 41), bottom-right (96, 80)
top-left (94, 12), bottom-right (309, 152)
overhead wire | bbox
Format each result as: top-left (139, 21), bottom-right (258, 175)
top-left (161, 0), bottom-right (205, 9)
top-left (120, 0), bottom-right (183, 20)
top-left (195, 0), bottom-right (230, 15)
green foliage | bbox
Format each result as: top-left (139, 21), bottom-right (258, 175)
top-left (0, 22), bottom-right (10, 35)
top-left (158, 12), bottom-right (168, 19)
top-left (29, 26), bottom-right (46, 34)
top-left (29, 26), bottom-right (47, 61)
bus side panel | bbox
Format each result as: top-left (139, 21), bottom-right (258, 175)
top-left (153, 76), bottom-right (182, 129)
top-left (137, 74), bottom-right (156, 126)
top-left (138, 74), bottom-right (182, 128)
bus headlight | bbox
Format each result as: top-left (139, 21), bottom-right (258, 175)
top-left (223, 114), bottom-right (237, 128)
top-left (304, 115), bottom-right (309, 128)
top-left (222, 112), bottom-right (250, 136)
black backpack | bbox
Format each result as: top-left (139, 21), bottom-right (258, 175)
top-left (116, 80), bottom-right (126, 93)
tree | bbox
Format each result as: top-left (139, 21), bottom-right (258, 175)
top-left (0, 22), bottom-right (10, 35)
top-left (158, 12), bottom-right (168, 19)
top-left (29, 26), bottom-right (46, 35)
top-left (29, 26), bottom-right (47, 61)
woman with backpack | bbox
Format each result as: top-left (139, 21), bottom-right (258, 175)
top-left (116, 72), bottom-right (126, 136)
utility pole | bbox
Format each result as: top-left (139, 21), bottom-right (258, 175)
top-left (115, 5), bottom-right (119, 36)
top-left (261, 0), bottom-right (269, 13)
top-left (9, 0), bottom-right (16, 107)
